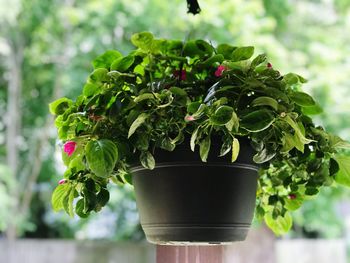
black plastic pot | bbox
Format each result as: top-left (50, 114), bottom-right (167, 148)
top-left (131, 137), bottom-right (258, 245)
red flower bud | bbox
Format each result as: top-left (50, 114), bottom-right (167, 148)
top-left (267, 62), bottom-right (273, 69)
top-left (63, 141), bottom-right (77, 157)
top-left (174, 70), bottom-right (187, 80)
top-left (215, 65), bottom-right (226, 77)
top-left (185, 115), bottom-right (195, 122)
top-left (58, 179), bottom-right (67, 185)
top-left (288, 193), bottom-right (297, 200)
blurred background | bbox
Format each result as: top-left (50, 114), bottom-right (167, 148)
top-left (0, 0), bottom-right (350, 262)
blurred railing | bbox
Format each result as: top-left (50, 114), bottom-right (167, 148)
top-left (0, 228), bottom-right (347, 263)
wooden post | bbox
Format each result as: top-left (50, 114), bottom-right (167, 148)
top-left (157, 245), bottom-right (224, 263)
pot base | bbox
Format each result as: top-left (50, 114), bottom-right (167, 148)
top-left (144, 223), bottom-right (250, 245)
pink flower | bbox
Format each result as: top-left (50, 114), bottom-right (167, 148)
top-left (185, 115), bottom-right (195, 122)
top-left (267, 62), bottom-right (273, 69)
top-left (174, 70), bottom-right (186, 80)
top-left (215, 65), bottom-right (226, 77)
top-left (63, 141), bottom-right (77, 157)
top-left (58, 179), bottom-right (67, 185)
top-left (288, 193), bottom-right (297, 200)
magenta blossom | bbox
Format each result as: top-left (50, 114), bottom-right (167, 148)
top-left (215, 65), bottom-right (226, 77)
top-left (185, 115), bottom-right (195, 122)
top-left (63, 141), bottom-right (77, 156)
top-left (58, 179), bottom-right (67, 185)
top-left (173, 70), bottom-right (186, 80)
top-left (267, 62), bottom-right (273, 69)
top-left (288, 193), bottom-right (297, 200)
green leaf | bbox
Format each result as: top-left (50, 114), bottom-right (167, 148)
top-left (89, 68), bottom-right (109, 83)
top-left (301, 103), bottom-right (323, 115)
top-left (85, 139), bottom-right (118, 178)
top-left (191, 104), bottom-right (207, 118)
top-left (225, 111), bottom-right (239, 132)
top-left (210, 106), bottom-right (234, 125)
top-left (140, 151), bottom-right (155, 170)
top-left (134, 93), bottom-right (155, 103)
top-left (131, 32), bottom-right (154, 51)
top-left (329, 135), bottom-right (350, 149)
top-left (217, 43), bottom-right (236, 59)
top-left (290, 92), bottom-right (316, 107)
top-left (83, 83), bottom-right (101, 97)
top-left (169, 87), bottom-right (187, 96)
top-left (52, 183), bottom-right (71, 212)
top-left (265, 212), bottom-right (293, 236)
top-left (92, 50), bottom-right (122, 69)
top-left (68, 187), bottom-right (75, 217)
top-left (231, 46), bottom-right (254, 61)
top-left (334, 155), bottom-right (350, 187)
top-left (110, 55), bottom-right (135, 72)
top-left (285, 194), bottom-right (304, 211)
top-left (231, 138), bottom-right (240, 162)
top-left (253, 147), bottom-right (276, 163)
top-left (200, 136), bottom-right (211, 162)
top-left (251, 54), bottom-right (267, 68)
top-left (135, 134), bottom-right (149, 151)
top-left (187, 102), bottom-right (201, 114)
top-left (49, 97), bottom-right (73, 115)
top-left (283, 73), bottom-right (300, 85)
top-left (128, 113), bottom-right (149, 138)
top-left (240, 109), bottom-right (275, 132)
top-left (219, 140), bottom-right (231, 157)
top-left (160, 137), bottom-right (176, 151)
top-left (190, 127), bottom-right (199, 152)
top-left (329, 158), bottom-right (340, 176)
top-left (281, 132), bottom-right (295, 153)
top-left (200, 54), bottom-right (224, 67)
top-left (75, 199), bottom-right (90, 218)
top-left (284, 115), bottom-right (314, 151)
top-left (251, 96), bottom-right (279, 111)
top-left (97, 188), bottom-right (110, 207)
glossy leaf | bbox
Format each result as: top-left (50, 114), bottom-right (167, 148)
top-left (92, 50), bottom-right (122, 69)
top-left (265, 212), bottom-right (293, 236)
top-left (131, 32), bottom-right (154, 51)
top-left (85, 139), bottom-right (118, 178)
top-left (128, 113), bottom-right (149, 138)
top-left (231, 138), bottom-right (240, 162)
top-left (210, 106), bottom-right (234, 125)
top-left (110, 55), bottom-right (135, 72)
top-left (231, 46), bottom-right (254, 61)
top-left (240, 110), bottom-right (275, 132)
top-left (199, 136), bottom-right (211, 162)
top-left (140, 151), bottom-right (155, 170)
top-left (290, 92), bottom-right (316, 107)
top-left (134, 93), bottom-right (155, 103)
top-left (253, 147), bottom-right (276, 163)
top-left (190, 127), bottom-right (199, 152)
top-left (335, 155), bottom-right (350, 187)
top-left (49, 97), bottom-right (73, 115)
top-left (52, 183), bottom-right (71, 212)
top-left (225, 110), bottom-right (239, 132)
top-left (251, 96), bottom-right (278, 111)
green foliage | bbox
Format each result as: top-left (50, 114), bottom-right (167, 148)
top-left (85, 139), bottom-right (119, 178)
top-left (49, 32), bottom-right (350, 237)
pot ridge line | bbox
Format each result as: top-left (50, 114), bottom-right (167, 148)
top-left (130, 162), bottom-right (259, 173)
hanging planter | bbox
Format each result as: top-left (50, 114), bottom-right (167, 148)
top-left (132, 138), bottom-right (258, 244)
top-left (50, 32), bottom-right (350, 243)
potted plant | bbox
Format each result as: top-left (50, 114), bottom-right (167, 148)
top-left (50, 32), bottom-right (350, 244)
